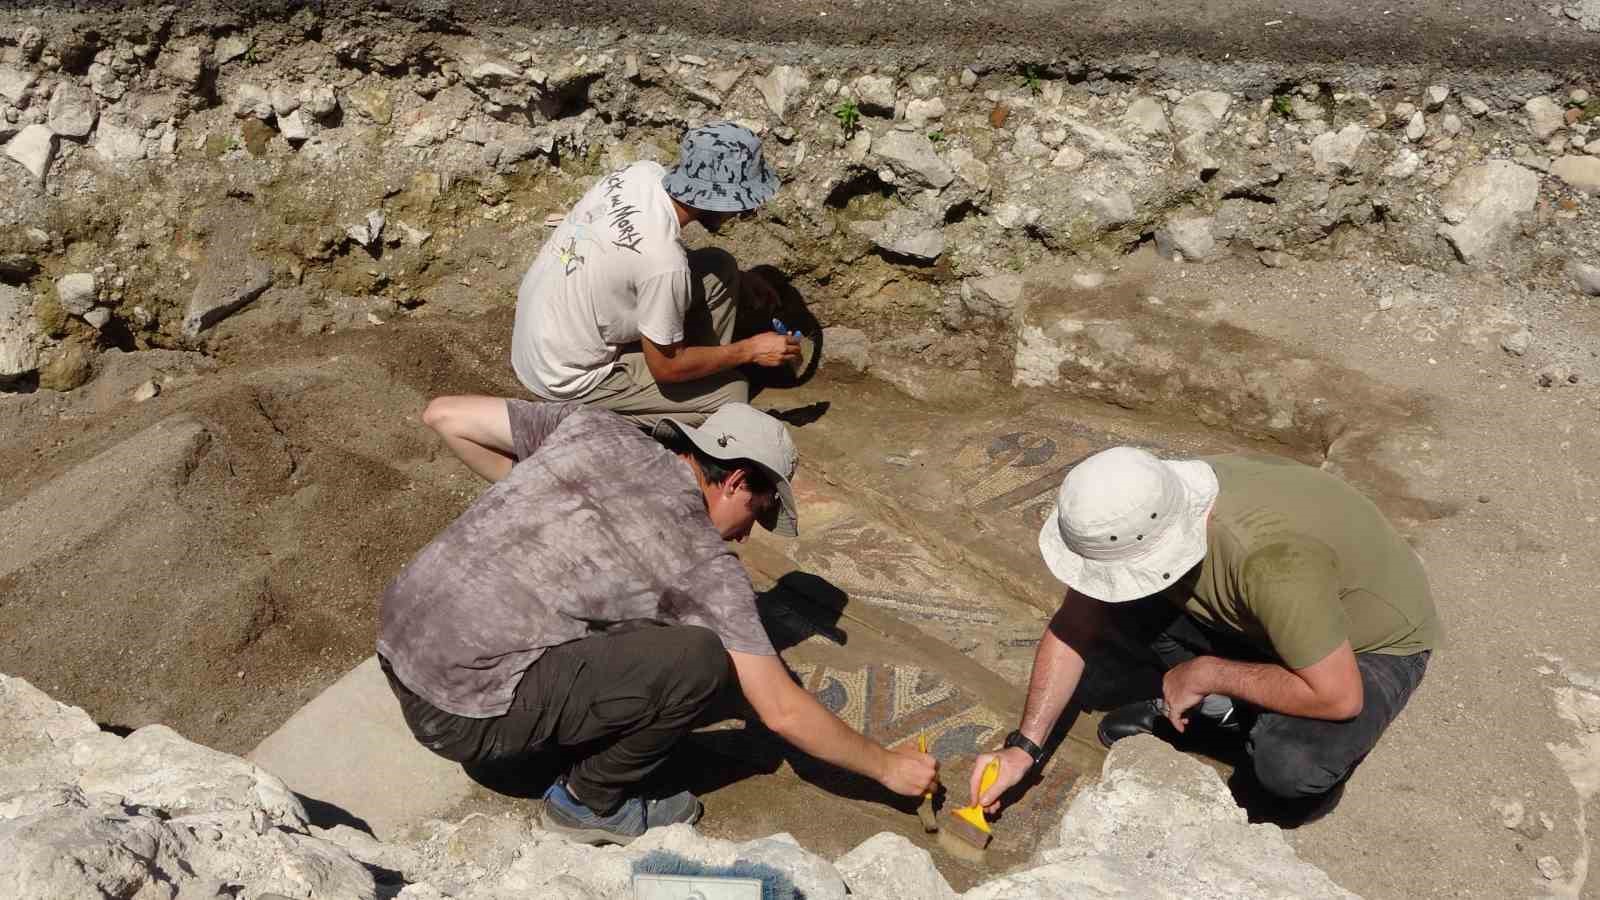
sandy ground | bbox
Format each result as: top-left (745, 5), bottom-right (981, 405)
top-left (5, 248), bottom-right (1599, 898)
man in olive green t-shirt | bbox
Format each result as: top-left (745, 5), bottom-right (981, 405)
top-left (966, 447), bottom-right (1439, 815)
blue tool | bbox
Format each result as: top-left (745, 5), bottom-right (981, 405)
top-left (771, 318), bottom-right (802, 339)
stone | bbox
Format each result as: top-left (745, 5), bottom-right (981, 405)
top-left (469, 61), bottom-right (522, 87)
top-left (1123, 96), bottom-right (1170, 134)
top-left (279, 109), bottom-right (310, 143)
top-left (1405, 110), bottom-right (1427, 142)
top-left (183, 257), bottom-right (273, 337)
top-left (1570, 260), bottom-right (1600, 295)
top-left (1171, 90), bottom-right (1233, 137)
top-left (822, 326), bottom-right (871, 372)
top-left (1442, 113), bottom-right (1463, 135)
top-left (1526, 96), bottom-right (1566, 140)
top-left (1309, 123), bottom-right (1368, 175)
top-left (0, 284), bottom-right (41, 381)
top-left (1050, 144), bottom-right (1086, 170)
top-left (904, 97), bottom-right (946, 128)
top-left (962, 273), bottom-right (1024, 323)
top-left (1425, 84), bottom-right (1450, 109)
top-left (1538, 855), bottom-right (1566, 880)
top-left (158, 42), bottom-right (208, 88)
top-left (1385, 148), bottom-right (1422, 180)
top-left (55, 273), bottom-right (95, 315)
top-left (851, 209), bottom-right (945, 261)
top-left (947, 147), bottom-right (989, 189)
top-left (961, 68), bottom-right (979, 87)
top-left (1436, 160), bottom-right (1540, 263)
top-left (232, 83), bottom-right (274, 120)
top-left (46, 83), bottom-right (97, 138)
top-left (835, 833), bottom-right (957, 900)
top-left (1551, 154), bottom-right (1600, 192)
top-left (270, 84), bottom-right (301, 116)
top-left (302, 84), bottom-right (339, 121)
top-left (92, 124), bottom-right (145, 162)
top-left (0, 65), bottom-right (35, 106)
top-left (980, 735), bottom-right (1359, 900)
top-left (4, 124), bottom-right (56, 180)
top-left (347, 210), bottom-right (386, 250)
top-left (872, 130), bottom-right (954, 189)
top-left (852, 74), bottom-right (896, 115)
top-left (1501, 327), bottom-right (1532, 356)
top-left (754, 65), bottom-right (810, 120)
top-left (1154, 216), bottom-right (1217, 261)
top-left (1463, 95), bottom-right (1490, 116)
top-left (1013, 124), bottom-right (1050, 159)
top-left (736, 834), bottom-right (847, 900)
top-left (83, 308), bottom-right (110, 329)
top-left (215, 34), bottom-right (252, 63)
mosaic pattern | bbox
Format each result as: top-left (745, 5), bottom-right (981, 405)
top-left (788, 662), bottom-right (1006, 756)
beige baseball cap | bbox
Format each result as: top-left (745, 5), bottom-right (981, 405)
top-left (654, 403), bottom-right (799, 537)
top-left (1037, 446), bottom-right (1218, 602)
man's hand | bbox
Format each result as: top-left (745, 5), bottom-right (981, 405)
top-left (1162, 657), bottom-right (1210, 733)
top-left (967, 747), bottom-right (1033, 814)
top-left (879, 743), bottom-right (939, 797)
top-left (740, 332), bottom-right (802, 368)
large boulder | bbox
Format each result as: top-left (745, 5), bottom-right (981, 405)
top-left (0, 673), bottom-right (375, 899)
top-left (1436, 160), bottom-right (1539, 264)
top-left (966, 735), bottom-right (1358, 899)
top-left (835, 832), bottom-right (957, 900)
top-left (872, 130), bottom-right (955, 190)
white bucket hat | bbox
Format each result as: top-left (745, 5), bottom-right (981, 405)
top-left (1037, 446), bottom-right (1219, 603)
top-left (653, 403), bottom-right (799, 537)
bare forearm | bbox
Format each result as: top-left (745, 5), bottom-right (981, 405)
top-left (1016, 620), bottom-right (1086, 745)
top-left (769, 693), bottom-right (888, 782)
top-left (1190, 656), bottom-right (1350, 720)
top-left (651, 341), bottom-right (749, 383)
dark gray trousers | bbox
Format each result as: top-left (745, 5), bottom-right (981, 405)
top-left (381, 624), bottom-right (733, 814)
top-left (1110, 597), bottom-right (1430, 799)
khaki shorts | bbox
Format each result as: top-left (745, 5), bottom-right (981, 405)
top-left (582, 247), bottom-right (749, 430)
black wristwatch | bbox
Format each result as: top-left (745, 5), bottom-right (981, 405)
top-left (1002, 730), bottom-right (1044, 769)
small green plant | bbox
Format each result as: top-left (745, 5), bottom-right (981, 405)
top-left (1271, 94), bottom-right (1294, 118)
top-left (1022, 65), bottom-right (1042, 95)
top-left (927, 129), bottom-right (944, 142)
top-left (243, 44), bottom-right (257, 64)
top-left (833, 99), bottom-right (861, 136)
top-left (225, 135), bottom-right (240, 152)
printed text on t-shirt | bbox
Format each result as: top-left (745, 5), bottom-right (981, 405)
top-left (602, 172), bottom-right (645, 254)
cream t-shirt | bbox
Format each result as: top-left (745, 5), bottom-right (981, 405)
top-left (512, 161), bottom-right (693, 399)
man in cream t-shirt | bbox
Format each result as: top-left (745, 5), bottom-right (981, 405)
top-left (423, 123), bottom-right (800, 462)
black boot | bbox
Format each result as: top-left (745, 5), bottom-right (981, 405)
top-left (1097, 699), bottom-right (1167, 748)
top-left (1097, 698), bottom-right (1246, 748)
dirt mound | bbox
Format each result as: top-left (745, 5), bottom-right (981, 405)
top-left (0, 312), bottom-right (520, 753)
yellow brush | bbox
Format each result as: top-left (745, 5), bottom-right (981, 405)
top-left (940, 758), bottom-right (998, 854)
top-left (915, 734), bottom-right (938, 833)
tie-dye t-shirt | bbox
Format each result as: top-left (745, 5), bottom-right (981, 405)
top-left (378, 401), bottom-right (774, 718)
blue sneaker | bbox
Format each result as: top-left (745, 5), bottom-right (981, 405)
top-left (540, 780), bottom-right (702, 845)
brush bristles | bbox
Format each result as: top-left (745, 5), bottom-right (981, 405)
top-left (940, 812), bottom-right (992, 849)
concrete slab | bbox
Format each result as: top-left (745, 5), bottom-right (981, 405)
top-left (247, 656), bottom-right (474, 839)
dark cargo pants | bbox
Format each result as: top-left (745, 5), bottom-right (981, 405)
top-left (380, 623), bottom-right (733, 814)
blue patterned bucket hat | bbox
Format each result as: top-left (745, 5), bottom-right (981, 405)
top-left (662, 122), bottom-right (780, 213)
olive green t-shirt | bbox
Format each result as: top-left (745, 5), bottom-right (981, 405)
top-left (1181, 454), bottom-right (1440, 669)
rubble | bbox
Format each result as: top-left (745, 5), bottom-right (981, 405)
top-left (4, 124), bottom-right (55, 181)
top-left (1550, 155), bottom-right (1600, 192)
top-left (1, 674), bottom-right (1357, 900)
top-left (0, 284), bottom-right (41, 381)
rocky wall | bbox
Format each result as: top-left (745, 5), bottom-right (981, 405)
top-left (0, 671), bottom-right (1357, 898)
top-left (1, 8), bottom-right (1597, 431)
